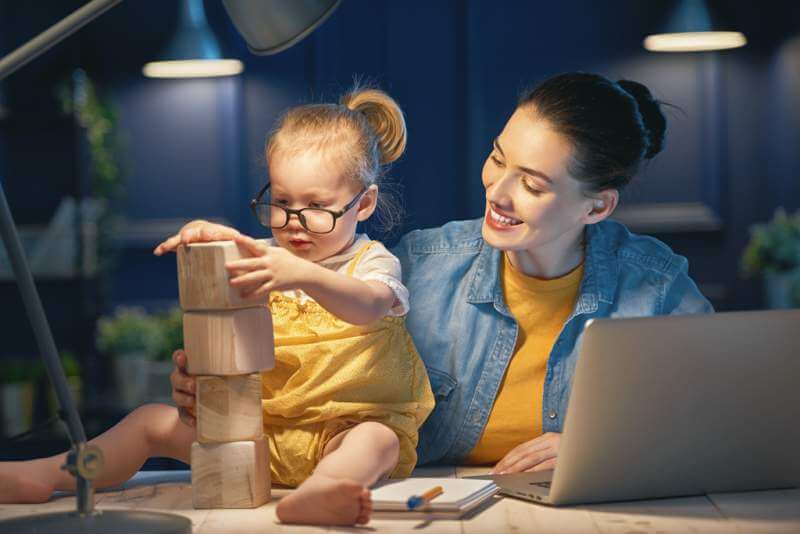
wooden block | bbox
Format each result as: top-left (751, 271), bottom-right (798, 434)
top-left (196, 374), bottom-right (263, 443)
top-left (177, 240), bottom-right (268, 310)
top-left (191, 439), bottom-right (270, 509)
top-left (183, 308), bottom-right (274, 375)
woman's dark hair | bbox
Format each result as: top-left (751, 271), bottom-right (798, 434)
top-left (518, 72), bottom-right (667, 192)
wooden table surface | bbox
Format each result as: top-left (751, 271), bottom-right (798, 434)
top-left (2, 466), bottom-right (799, 533)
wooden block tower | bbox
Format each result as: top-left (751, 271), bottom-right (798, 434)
top-left (177, 241), bottom-right (274, 509)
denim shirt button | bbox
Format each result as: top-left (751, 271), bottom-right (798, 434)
top-left (548, 410), bottom-right (557, 420)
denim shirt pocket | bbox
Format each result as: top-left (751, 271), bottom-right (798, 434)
top-left (426, 366), bottom-right (458, 400)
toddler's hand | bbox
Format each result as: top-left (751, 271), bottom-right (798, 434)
top-left (170, 349), bottom-right (196, 427)
top-left (226, 234), bottom-right (314, 297)
top-left (153, 220), bottom-right (241, 256)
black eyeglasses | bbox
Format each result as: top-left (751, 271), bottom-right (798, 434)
top-left (250, 183), bottom-right (367, 234)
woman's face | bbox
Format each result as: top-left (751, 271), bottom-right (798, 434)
top-left (481, 107), bottom-right (600, 256)
top-left (268, 151), bottom-right (375, 262)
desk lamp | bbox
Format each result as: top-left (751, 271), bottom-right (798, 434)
top-left (0, 1), bottom-right (340, 532)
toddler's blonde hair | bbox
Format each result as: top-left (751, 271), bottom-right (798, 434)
top-left (266, 87), bottom-right (407, 231)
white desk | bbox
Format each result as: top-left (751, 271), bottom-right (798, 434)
top-left (2, 466), bottom-right (798, 533)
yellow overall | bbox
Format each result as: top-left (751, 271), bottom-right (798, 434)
top-left (261, 242), bottom-right (435, 487)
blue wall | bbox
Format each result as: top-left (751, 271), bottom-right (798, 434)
top-left (2, 0), bottom-right (800, 357)
top-left (102, 0), bottom-right (800, 312)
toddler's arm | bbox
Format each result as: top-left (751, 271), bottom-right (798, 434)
top-left (153, 219), bottom-right (242, 256)
top-left (227, 235), bottom-right (396, 325)
top-left (299, 263), bottom-right (396, 324)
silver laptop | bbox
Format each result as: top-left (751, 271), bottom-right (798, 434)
top-left (475, 309), bottom-right (800, 506)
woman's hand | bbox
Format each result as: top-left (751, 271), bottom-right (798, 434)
top-left (225, 234), bottom-right (315, 297)
top-left (491, 432), bottom-right (561, 474)
top-left (170, 349), bottom-right (197, 427)
top-left (153, 220), bottom-right (242, 256)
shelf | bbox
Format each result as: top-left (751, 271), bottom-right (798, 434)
top-left (0, 197), bottom-right (102, 279)
top-left (0, 113), bottom-right (75, 130)
top-left (0, 275), bottom-right (90, 283)
top-left (0, 77), bottom-right (103, 394)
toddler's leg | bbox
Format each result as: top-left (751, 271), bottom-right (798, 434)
top-left (276, 421), bottom-right (400, 526)
top-left (0, 403), bottom-right (194, 504)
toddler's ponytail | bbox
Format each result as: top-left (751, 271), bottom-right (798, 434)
top-left (341, 89), bottom-right (407, 165)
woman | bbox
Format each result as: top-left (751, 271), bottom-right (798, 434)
top-left (158, 72), bottom-right (712, 475)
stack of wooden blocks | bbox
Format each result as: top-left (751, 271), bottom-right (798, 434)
top-left (177, 241), bottom-right (274, 509)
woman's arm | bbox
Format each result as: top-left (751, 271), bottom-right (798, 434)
top-left (663, 257), bottom-right (714, 315)
top-left (170, 349), bottom-right (196, 427)
top-left (228, 235), bottom-right (396, 325)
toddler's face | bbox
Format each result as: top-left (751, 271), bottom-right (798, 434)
top-left (268, 152), bottom-right (372, 262)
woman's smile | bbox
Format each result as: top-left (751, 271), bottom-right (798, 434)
top-left (485, 204), bottom-right (523, 231)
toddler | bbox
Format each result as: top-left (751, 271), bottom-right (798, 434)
top-left (0, 88), bottom-right (434, 527)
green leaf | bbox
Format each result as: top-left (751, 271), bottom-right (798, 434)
top-left (154, 307), bottom-right (184, 362)
top-left (740, 208), bottom-right (800, 277)
top-left (96, 307), bottom-right (165, 358)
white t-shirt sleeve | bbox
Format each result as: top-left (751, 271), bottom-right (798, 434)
top-left (349, 242), bottom-right (410, 317)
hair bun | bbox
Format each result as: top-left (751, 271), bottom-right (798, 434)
top-left (617, 79), bottom-right (666, 159)
top-left (341, 88), bottom-right (407, 164)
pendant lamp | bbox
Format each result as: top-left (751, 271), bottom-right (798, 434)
top-left (143, 0), bottom-right (243, 78)
top-left (644, 0), bottom-right (747, 52)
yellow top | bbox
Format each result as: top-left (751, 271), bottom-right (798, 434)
top-left (465, 254), bottom-right (583, 465)
top-left (262, 241), bottom-right (435, 487)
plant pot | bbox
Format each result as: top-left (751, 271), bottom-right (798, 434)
top-left (146, 360), bottom-right (176, 405)
top-left (0, 382), bottom-right (34, 438)
top-left (764, 272), bottom-right (798, 309)
top-left (113, 352), bottom-right (151, 409)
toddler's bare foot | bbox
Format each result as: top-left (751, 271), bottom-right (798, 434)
top-left (0, 463), bottom-right (54, 504)
top-left (276, 475), bottom-right (372, 526)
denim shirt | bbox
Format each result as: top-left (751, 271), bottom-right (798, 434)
top-left (392, 218), bottom-right (713, 466)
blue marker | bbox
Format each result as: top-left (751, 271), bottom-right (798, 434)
top-left (407, 485), bottom-right (444, 510)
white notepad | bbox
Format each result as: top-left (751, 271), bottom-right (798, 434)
top-left (371, 477), bottom-right (498, 518)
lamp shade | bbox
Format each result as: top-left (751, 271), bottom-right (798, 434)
top-left (644, 0), bottom-right (747, 52)
top-left (222, 0), bottom-right (341, 55)
top-left (143, 0), bottom-right (243, 78)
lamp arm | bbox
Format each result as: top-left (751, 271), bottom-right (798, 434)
top-left (0, 184), bottom-right (87, 444)
top-left (0, 183), bottom-right (108, 512)
top-left (0, 0), bottom-right (122, 81)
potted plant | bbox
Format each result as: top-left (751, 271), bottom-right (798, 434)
top-left (741, 208), bottom-right (800, 309)
top-left (96, 307), bottom-right (164, 408)
top-left (146, 307), bottom-right (184, 405)
top-left (0, 359), bottom-right (42, 438)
